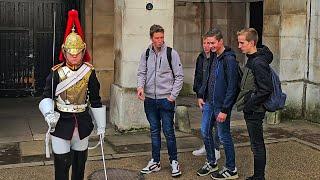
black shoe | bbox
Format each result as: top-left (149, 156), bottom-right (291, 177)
top-left (54, 152), bottom-right (72, 180)
top-left (211, 167), bottom-right (238, 179)
top-left (246, 176), bottom-right (265, 180)
top-left (197, 162), bottom-right (218, 176)
top-left (71, 149), bottom-right (88, 180)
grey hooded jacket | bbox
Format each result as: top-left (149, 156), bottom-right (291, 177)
top-left (137, 43), bottom-right (184, 100)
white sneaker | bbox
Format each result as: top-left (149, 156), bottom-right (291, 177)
top-left (215, 149), bottom-right (221, 161)
top-left (140, 159), bottom-right (161, 174)
top-left (171, 160), bottom-right (182, 177)
top-left (192, 145), bottom-right (206, 156)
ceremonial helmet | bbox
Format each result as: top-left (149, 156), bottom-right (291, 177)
top-left (59, 9), bottom-right (90, 62)
top-left (61, 27), bottom-right (86, 55)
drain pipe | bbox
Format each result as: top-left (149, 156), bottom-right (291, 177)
top-left (302, 0), bottom-right (312, 118)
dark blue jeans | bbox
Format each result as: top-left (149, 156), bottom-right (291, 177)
top-left (244, 112), bottom-right (266, 179)
top-left (201, 103), bottom-right (236, 171)
top-left (200, 103), bottom-right (220, 157)
top-left (144, 98), bottom-right (177, 163)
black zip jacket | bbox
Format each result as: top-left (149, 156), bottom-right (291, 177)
top-left (193, 51), bottom-right (213, 100)
top-left (243, 46), bottom-right (273, 113)
top-left (193, 51), bottom-right (213, 99)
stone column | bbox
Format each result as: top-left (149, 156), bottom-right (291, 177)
top-left (264, 0), bottom-right (320, 123)
top-left (305, 0), bottom-right (320, 123)
top-left (110, 0), bottom-right (174, 130)
top-left (84, 0), bottom-right (114, 103)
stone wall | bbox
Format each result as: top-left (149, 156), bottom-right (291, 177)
top-left (174, 1), bottom-right (246, 94)
top-left (264, 0), bottom-right (320, 123)
top-left (84, 0), bottom-right (248, 102)
top-left (85, 0), bottom-right (114, 103)
top-left (110, 0), bottom-right (174, 130)
top-left (305, 0), bottom-right (320, 122)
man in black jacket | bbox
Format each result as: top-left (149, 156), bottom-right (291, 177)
top-left (236, 28), bottom-right (273, 180)
top-left (192, 32), bottom-right (221, 158)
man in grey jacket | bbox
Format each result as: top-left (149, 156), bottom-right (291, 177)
top-left (137, 24), bottom-right (184, 177)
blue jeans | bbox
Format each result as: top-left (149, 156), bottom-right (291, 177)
top-left (144, 98), bottom-right (177, 163)
top-left (201, 103), bottom-right (236, 170)
top-left (200, 103), bottom-right (220, 161)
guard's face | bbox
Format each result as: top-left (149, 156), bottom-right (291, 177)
top-left (238, 35), bottom-right (254, 54)
top-left (151, 32), bottom-right (164, 49)
top-left (202, 38), bottom-right (211, 54)
top-left (210, 36), bottom-right (224, 53)
top-left (65, 51), bottom-right (83, 66)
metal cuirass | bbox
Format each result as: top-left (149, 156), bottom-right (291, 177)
top-left (56, 65), bottom-right (92, 113)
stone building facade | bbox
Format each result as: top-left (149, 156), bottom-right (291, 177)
top-left (83, 0), bottom-right (320, 130)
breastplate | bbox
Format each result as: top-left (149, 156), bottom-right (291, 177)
top-left (56, 66), bottom-right (92, 112)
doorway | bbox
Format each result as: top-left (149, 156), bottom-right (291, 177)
top-left (0, 0), bottom-right (83, 97)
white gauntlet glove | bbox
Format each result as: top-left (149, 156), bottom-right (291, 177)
top-left (44, 111), bottom-right (60, 132)
top-left (90, 105), bottom-right (106, 136)
top-left (39, 98), bottom-right (60, 132)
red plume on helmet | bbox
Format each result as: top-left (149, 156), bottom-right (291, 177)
top-left (59, 9), bottom-right (90, 62)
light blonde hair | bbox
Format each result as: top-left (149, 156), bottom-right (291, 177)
top-left (237, 28), bottom-right (258, 45)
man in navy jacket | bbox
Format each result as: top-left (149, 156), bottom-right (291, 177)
top-left (197, 28), bottom-right (240, 179)
top-left (192, 32), bottom-right (221, 158)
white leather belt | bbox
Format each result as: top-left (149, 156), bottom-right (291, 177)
top-left (56, 103), bottom-right (87, 113)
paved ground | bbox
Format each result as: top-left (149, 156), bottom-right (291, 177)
top-left (0, 139), bottom-right (319, 180)
top-left (0, 96), bottom-right (319, 180)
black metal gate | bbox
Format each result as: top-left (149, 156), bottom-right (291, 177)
top-left (0, 0), bottom-right (82, 97)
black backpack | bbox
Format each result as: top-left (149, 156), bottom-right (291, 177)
top-left (145, 47), bottom-right (174, 77)
top-left (263, 67), bottom-right (287, 112)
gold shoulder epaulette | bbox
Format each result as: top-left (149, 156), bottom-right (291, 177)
top-left (51, 62), bottom-right (64, 71)
top-left (84, 62), bottom-right (94, 70)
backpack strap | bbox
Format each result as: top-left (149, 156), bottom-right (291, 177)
top-left (145, 48), bottom-right (150, 62)
top-left (145, 48), bottom-right (150, 74)
top-left (166, 47), bottom-right (175, 77)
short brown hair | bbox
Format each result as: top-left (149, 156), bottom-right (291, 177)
top-left (150, 24), bottom-right (164, 38)
top-left (202, 28), bottom-right (223, 41)
top-left (237, 28), bottom-right (259, 45)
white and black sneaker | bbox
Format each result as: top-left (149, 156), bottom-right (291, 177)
top-left (140, 159), bottom-right (161, 174)
top-left (211, 167), bottom-right (239, 179)
top-left (171, 160), bottom-right (182, 177)
top-left (197, 162), bottom-right (219, 176)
